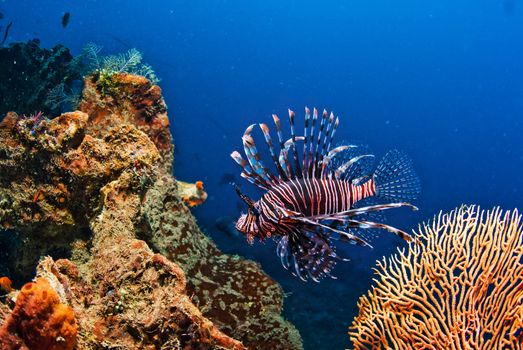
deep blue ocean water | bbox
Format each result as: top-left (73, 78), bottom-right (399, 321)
top-left (2, 1), bottom-right (522, 349)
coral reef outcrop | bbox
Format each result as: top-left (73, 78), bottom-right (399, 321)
top-left (349, 205), bottom-right (523, 350)
top-left (0, 71), bottom-right (302, 349)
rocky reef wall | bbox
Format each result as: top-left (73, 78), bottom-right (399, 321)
top-left (0, 71), bottom-right (302, 349)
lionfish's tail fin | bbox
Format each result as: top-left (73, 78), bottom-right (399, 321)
top-left (374, 149), bottom-right (421, 202)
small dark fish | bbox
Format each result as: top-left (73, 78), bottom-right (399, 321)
top-left (1, 22), bottom-right (12, 46)
top-left (218, 173), bottom-right (236, 186)
top-left (0, 12), bottom-right (4, 20)
top-left (61, 12), bottom-right (70, 28)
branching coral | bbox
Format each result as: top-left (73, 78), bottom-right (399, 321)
top-left (349, 205), bottom-right (523, 349)
top-left (82, 43), bottom-right (160, 86)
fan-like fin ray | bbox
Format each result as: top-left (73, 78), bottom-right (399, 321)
top-left (288, 109), bottom-right (302, 178)
top-left (242, 127), bottom-right (275, 184)
top-left (307, 108), bottom-right (319, 177)
top-left (313, 110), bottom-right (328, 177)
top-left (302, 107), bottom-right (311, 177)
top-left (273, 114), bottom-right (295, 179)
top-left (334, 154), bottom-right (375, 179)
top-left (347, 219), bottom-right (415, 242)
top-left (320, 112), bottom-right (335, 161)
top-left (292, 217), bottom-right (372, 248)
top-left (259, 123), bottom-right (288, 180)
top-left (231, 150), bottom-right (270, 189)
top-left (320, 145), bottom-right (355, 177)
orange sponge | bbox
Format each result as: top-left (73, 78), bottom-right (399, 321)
top-left (0, 278), bottom-right (77, 350)
top-left (0, 276), bottom-right (12, 293)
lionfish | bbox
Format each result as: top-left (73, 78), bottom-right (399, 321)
top-left (230, 107), bottom-right (420, 282)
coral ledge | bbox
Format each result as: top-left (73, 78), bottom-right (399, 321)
top-left (0, 72), bottom-right (302, 349)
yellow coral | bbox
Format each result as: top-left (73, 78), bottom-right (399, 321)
top-left (349, 205), bottom-right (523, 349)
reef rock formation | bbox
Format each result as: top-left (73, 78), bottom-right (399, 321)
top-left (0, 72), bottom-right (302, 349)
top-left (0, 39), bottom-right (82, 117)
top-left (349, 205), bottom-right (523, 350)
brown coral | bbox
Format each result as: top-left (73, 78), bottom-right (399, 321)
top-left (0, 277), bottom-right (77, 350)
top-left (0, 72), bottom-right (302, 349)
top-left (349, 206), bottom-right (523, 349)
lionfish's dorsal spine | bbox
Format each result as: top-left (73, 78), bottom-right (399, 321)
top-left (302, 107), bottom-right (311, 177)
top-left (308, 108), bottom-right (318, 177)
top-left (241, 125), bottom-right (275, 184)
top-left (288, 109), bottom-right (302, 178)
top-left (232, 107), bottom-right (354, 189)
top-left (272, 114), bottom-right (294, 179)
top-left (259, 123), bottom-right (288, 180)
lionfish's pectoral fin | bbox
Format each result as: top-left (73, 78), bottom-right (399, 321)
top-left (346, 219), bottom-right (416, 243)
top-left (291, 217), bottom-right (372, 248)
top-left (312, 202), bottom-right (418, 220)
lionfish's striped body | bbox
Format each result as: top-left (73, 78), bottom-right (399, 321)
top-left (261, 178), bottom-right (375, 219)
top-left (231, 107), bottom-right (420, 281)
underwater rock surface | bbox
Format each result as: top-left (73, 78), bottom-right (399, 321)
top-left (0, 72), bottom-right (302, 349)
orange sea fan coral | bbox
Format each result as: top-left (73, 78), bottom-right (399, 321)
top-left (0, 277), bottom-right (77, 350)
top-left (349, 205), bottom-right (523, 350)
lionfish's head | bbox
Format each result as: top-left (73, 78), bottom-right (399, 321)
top-left (233, 185), bottom-right (262, 244)
top-left (235, 208), bottom-right (262, 244)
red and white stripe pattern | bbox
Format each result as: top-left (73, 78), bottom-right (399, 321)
top-left (258, 178), bottom-right (376, 231)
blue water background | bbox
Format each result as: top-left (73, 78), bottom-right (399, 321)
top-left (2, 1), bottom-right (522, 349)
